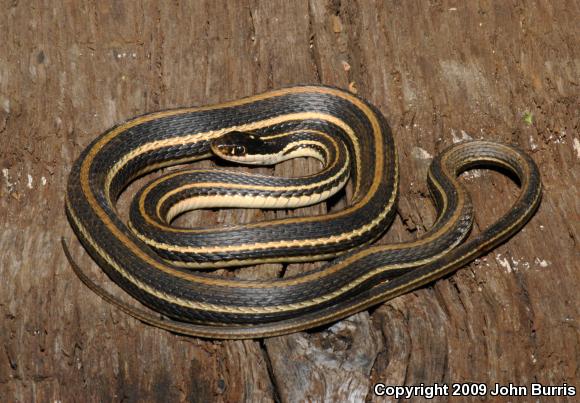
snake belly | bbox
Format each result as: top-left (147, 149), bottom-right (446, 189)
top-left (63, 85), bottom-right (542, 339)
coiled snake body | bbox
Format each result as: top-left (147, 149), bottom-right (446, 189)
top-left (63, 86), bottom-right (542, 338)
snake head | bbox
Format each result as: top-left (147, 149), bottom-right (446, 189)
top-left (211, 131), bottom-right (270, 164)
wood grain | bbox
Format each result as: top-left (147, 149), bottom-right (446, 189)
top-left (1, 1), bottom-right (578, 401)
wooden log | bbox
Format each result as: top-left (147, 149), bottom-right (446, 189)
top-left (1, 1), bottom-right (578, 401)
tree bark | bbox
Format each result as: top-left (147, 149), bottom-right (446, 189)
top-left (1, 1), bottom-right (578, 401)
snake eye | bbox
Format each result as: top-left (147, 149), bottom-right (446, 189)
top-left (234, 145), bottom-right (246, 155)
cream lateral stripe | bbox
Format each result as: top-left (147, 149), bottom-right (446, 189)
top-left (260, 129), bottom-right (332, 140)
top-left (162, 174), bottom-right (349, 223)
top-left (143, 163), bottom-right (347, 200)
top-left (129, 154), bottom-right (212, 183)
top-left (67, 192), bottom-right (473, 315)
top-left (104, 112), bottom-right (362, 205)
top-left (78, 87), bottom-right (389, 283)
top-left (146, 161), bottom-right (348, 205)
top-left (146, 150), bottom-right (350, 227)
top-left (280, 140), bottom-right (330, 161)
top-left (145, 178), bottom-right (352, 234)
top-left (279, 148), bottom-right (326, 163)
top-left (99, 88), bottom-right (378, 227)
top-left (147, 153), bottom-right (349, 230)
top-left (135, 160), bottom-right (461, 281)
top-left (156, 178), bottom-right (453, 272)
top-left (135, 178), bottom-right (394, 254)
top-left (165, 253), bottom-right (341, 268)
top-left (147, 149), bottom-right (348, 213)
top-left (98, 87), bottom-right (322, 200)
top-left (136, 142), bottom-right (376, 235)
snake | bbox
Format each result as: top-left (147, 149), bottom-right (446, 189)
top-left (62, 85), bottom-right (542, 339)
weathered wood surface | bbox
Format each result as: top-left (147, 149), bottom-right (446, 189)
top-left (1, 1), bottom-right (578, 401)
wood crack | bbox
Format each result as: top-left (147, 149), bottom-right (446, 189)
top-left (306, 0), bottom-right (322, 83)
top-left (259, 340), bottom-right (282, 403)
